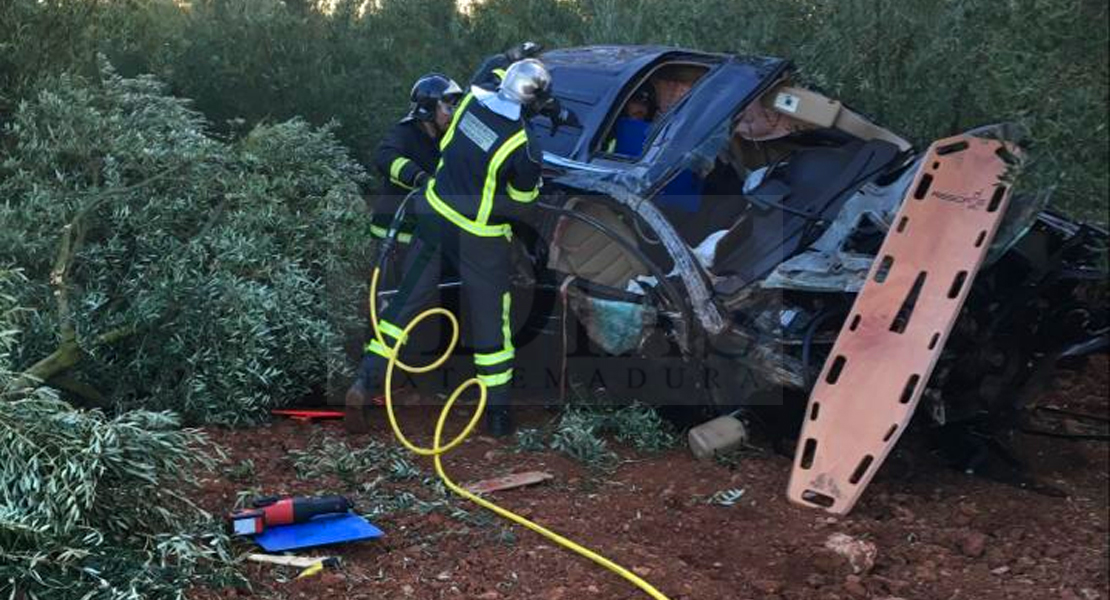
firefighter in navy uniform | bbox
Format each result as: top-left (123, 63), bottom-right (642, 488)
top-left (470, 41), bottom-right (543, 90)
top-left (346, 59), bottom-right (553, 437)
top-left (369, 73), bottom-right (464, 244)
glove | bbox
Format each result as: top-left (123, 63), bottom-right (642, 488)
top-left (506, 41), bottom-right (543, 62)
top-left (535, 96), bottom-right (580, 135)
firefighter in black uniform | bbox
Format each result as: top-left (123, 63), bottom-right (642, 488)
top-left (369, 73), bottom-right (464, 245)
top-left (346, 59), bottom-right (553, 437)
top-left (469, 41), bottom-right (543, 90)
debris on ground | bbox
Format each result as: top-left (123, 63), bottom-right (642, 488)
top-left (246, 554), bottom-right (340, 569)
top-left (465, 471), bottom-right (555, 495)
top-left (185, 356), bottom-right (1107, 600)
top-left (823, 532), bottom-right (878, 574)
top-left (271, 409), bottom-right (346, 421)
top-left (688, 414), bottom-right (748, 460)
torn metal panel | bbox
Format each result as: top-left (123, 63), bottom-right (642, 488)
top-left (738, 334), bottom-right (808, 390)
top-left (986, 188), bottom-right (1052, 264)
top-left (760, 126), bottom-right (1045, 294)
top-left (760, 161), bottom-right (920, 293)
top-left (549, 173), bottom-right (727, 336)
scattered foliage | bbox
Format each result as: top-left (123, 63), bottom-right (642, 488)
top-left (547, 393), bottom-right (678, 468)
top-left (550, 408), bottom-right (620, 468)
top-left (514, 427), bottom-right (548, 453)
top-left (224, 459), bottom-right (257, 483)
top-left (290, 432), bottom-right (415, 489)
top-left (611, 403), bottom-right (679, 452)
top-left (289, 434), bottom-right (491, 528)
top-left (0, 268), bottom-right (242, 600)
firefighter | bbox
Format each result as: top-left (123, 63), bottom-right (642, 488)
top-left (346, 59), bottom-right (553, 437)
top-left (369, 73), bottom-right (464, 245)
top-left (605, 84), bottom-right (658, 155)
top-left (470, 41), bottom-right (544, 90)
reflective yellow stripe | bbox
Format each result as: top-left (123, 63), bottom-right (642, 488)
top-left (389, 157), bottom-right (414, 189)
top-left (372, 225), bottom-right (412, 244)
top-left (439, 94), bottom-right (474, 152)
top-left (365, 338), bottom-right (392, 358)
top-left (378, 319), bottom-right (407, 342)
top-left (493, 68), bottom-right (507, 80)
top-left (475, 348), bottom-right (514, 366)
top-left (477, 130), bottom-right (529, 225)
top-left (475, 292), bottom-right (514, 367)
top-left (477, 369), bottom-right (512, 387)
top-left (507, 182), bottom-right (539, 203)
top-left (501, 292), bottom-right (514, 353)
top-left (389, 157), bottom-right (410, 181)
top-left (426, 93), bottom-right (517, 239)
top-left (425, 183), bottom-right (512, 238)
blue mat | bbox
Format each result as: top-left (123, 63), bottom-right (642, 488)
top-left (253, 513), bottom-right (383, 552)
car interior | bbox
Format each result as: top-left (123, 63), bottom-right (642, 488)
top-left (551, 73), bottom-right (913, 298)
top-left (594, 62), bottom-right (711, 160)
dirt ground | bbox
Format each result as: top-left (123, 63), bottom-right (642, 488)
top-left (194, 357), bottom-right (1108, 600)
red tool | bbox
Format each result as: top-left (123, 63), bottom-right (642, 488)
top-left (229, 495), bottom-right (353, 537)
top-left (271, 408), bottom-right (347, 421)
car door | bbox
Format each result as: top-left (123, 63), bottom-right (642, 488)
top-left (636, 57), bottom-right (788, 198)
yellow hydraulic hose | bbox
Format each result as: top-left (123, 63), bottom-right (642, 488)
top-left (367, 266), bottom-right (672, 600)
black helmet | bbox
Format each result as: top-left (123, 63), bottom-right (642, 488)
top-left (505, 41), bottom-right (543, 62)
top-left (630, 84), bottom-right (656, 109)
top-left (407, 73), bottom-right (464, 122)
top-left (624, 83), bottom-right (657, 120)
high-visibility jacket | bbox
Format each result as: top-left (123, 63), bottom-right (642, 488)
top-left (425, 92), bottom-right (542, 238)
top-left (369, 119), bottom-right (440, 241)
top-left (469, 53), bottom-right (511, 90)
top-left (373, 119), bottom-right (440, 197)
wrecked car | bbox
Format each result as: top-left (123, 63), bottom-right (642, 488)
top-left (379, 45), bottom-right (1108, 512)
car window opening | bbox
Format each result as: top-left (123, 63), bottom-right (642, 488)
top-left (598, 62), bottom-right (711, 160)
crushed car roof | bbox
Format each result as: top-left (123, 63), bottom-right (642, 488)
top-left (537, 45), bottom-right (788, 164)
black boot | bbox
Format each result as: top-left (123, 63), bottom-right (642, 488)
top-left (346, 354), bottom-right (386, 433)
top-left (344, 380), bottom-right (372, 434)
top-left (485, 407), bottom-right (515, 438)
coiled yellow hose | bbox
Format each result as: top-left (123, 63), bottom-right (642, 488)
top-left (368, 267), bottom-right (672, 600)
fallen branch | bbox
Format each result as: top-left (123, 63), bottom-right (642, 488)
top-left (5, 165), bottom-right (185, 399)
top-left (47, 373), bottom-right (110, 408)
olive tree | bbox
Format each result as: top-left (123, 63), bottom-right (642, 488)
top-left (0, 63), bottom-right (373, 424)
top-left (0, 267), bottom-right (242, 599)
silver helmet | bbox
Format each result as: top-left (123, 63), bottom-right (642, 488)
top-left (497, 58), bottom-right (552, 106)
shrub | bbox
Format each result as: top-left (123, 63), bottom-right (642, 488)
top-left (6, 0), bottom-right (1104, 221)
top-left (0, 268), bottom-right (240, 600)
top-left (0, 63), bottom-right (371, 424)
